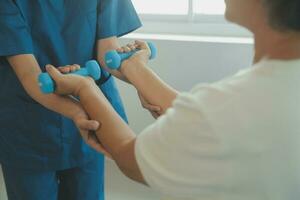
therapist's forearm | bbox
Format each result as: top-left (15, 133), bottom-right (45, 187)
top-left (78, 81), bottom-right (146, 184)
top-left (7, 54), bottom-right (85, 119)
top-left (97, 37), bottom-right (129, 82)
top-left (122, 61), bottom-right (178, 113)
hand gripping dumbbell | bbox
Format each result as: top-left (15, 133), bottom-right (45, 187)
top-left (38, 60), bottom-right (101, 94)
top-left (105, 42), bottom-right (157, 70)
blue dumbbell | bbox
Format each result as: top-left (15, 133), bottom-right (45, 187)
top-left (38, 60), bottom-right (101, 94)
top-left (105, 42), bottom-right (157, 70)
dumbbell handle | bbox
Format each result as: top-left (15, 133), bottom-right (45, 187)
top-left (39, 60), bottom-right (101, 94)
top-left (105, 42), bottom-right (157, 70)
top-left (71, 68), bottom-right (90, 76)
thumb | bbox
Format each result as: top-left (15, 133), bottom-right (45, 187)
top-left (46, 65), bottom-right (62, 81)
top-left (78, 118), bottom-right (100, 131)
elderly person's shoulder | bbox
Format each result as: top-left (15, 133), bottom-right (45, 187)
top-left (188, 58), bottom-right (300, 98)
top-left (173, 58), bottom-right (300, 127)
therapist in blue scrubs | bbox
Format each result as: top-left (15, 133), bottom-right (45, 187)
top-left (0, 0), bottom-right (141, 200)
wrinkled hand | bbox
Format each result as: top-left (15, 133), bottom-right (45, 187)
top-left (138, 92), bottom-right (162, 119)
top-left (72, 110), bottom-right (112, 158)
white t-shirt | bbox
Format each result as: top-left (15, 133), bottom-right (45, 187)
top-left (135, 59), bottom-right (300, 200)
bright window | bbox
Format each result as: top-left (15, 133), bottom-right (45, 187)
top-left (131, 0), bottom-right (251, 37)
top-left (194, 0), bottom-right (226, 15)
top-left (131, 0), bottom-right (189, 15)
top-left (132, 0), bottom-right (225, 16)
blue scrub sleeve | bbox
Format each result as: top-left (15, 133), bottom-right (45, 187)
top-left (97, 0), bottom-right (142, 39)
top-left (0, 0), bottom-right (33, 57)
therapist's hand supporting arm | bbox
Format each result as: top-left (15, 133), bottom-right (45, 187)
top-left (7, 54), bottom-right (106, 153)
top-left (119, 41), bottom-right (179, 114)
top-left (46, 66), bottom-right (146, 184)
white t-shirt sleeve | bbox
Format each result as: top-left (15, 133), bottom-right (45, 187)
top-left (135, 84), bottom-right (238, 198)
top-left (135, 61), bottom-right (300, 199)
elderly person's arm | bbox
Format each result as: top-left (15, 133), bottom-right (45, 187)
top-left (44, 42), bottom-right (177, 183)
top-left (45, 65), bottom-right (146, 183)
top-left (118, 41), bottom-right (179, 114)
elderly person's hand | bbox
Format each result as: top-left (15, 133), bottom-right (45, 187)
top-left (118, 40), bottom-right (151, 74)
top-left (45, 64), bottom-right (94, 96)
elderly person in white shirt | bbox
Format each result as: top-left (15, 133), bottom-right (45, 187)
top-left (45, 0), bottom-right (300, 199)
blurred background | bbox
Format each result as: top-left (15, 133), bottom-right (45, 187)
top-left (0, 0), bottom-right (254, 199)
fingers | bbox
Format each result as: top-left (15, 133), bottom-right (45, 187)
top-left (150, 111), bottom-right (161, 119)
top-left (58, 66), bottom-right (71, 74)
top-left (135, 40), bottom-right (150, 51)
top-left (58, 64), bottom-right (80, 74)
top-left (87, 133), bottom-right (112, 159)
top-left (127, 43), bottom-right (137, 51)
top-left (71, 64), bottom-right (80, 72)
top-left (46, 65), bottom-right (63, 81)
top-left (116, 41), bottom-right (148, 54)
top-left (117, 46), bottom-right (131, 53)
top-left (79, 128), bottom-right (112, 158)
top-left (116, 43), bottom-right (138, 53)
top-left (77, 119), bottom-right (100, 131)
top-left (135, 40), bottom-right (151, 58)
top-left (144, 104), bottom-right (161, 112)
top-left (138, 92), bottom-right (161, 112)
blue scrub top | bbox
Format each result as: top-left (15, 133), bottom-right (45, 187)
top-left (0, 0), bottom-right (141, 170)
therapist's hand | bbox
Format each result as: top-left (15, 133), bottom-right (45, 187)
top-left (73, 110), bottom-right (112, 158)
top-left (97, 37), bottom-right (130, 83)
top-left (138, 92), bottom-right (162, 119)
top-left (46, 65), bottom-right (112, 157)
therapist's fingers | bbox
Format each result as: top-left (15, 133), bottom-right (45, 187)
top-left (80, 129), bottom-right (112, 159)
top-left (150, 111), bottom-right (161, 119)
top-left (77, 118), bottom-right (100, 131)
top-left (87, 133), bottom-right (112, 159)
top-left (138, 93), bottom-right (162, 119)
top-left (144, 104), bottom-right (161, 112)
top-left (76, 120), bottom-right (112, 158)
top-left (140, 95), bottom-right (161, 112)
top-left (138, 92), bottom-right (161, 112)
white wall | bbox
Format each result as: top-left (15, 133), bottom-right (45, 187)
top-left (118, 37), bottom-right (253, 133)
top-left (0, 37), bottom-right (253, 200)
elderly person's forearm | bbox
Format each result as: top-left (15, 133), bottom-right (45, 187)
top-left (121, 60), bottom-right (178, 113)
